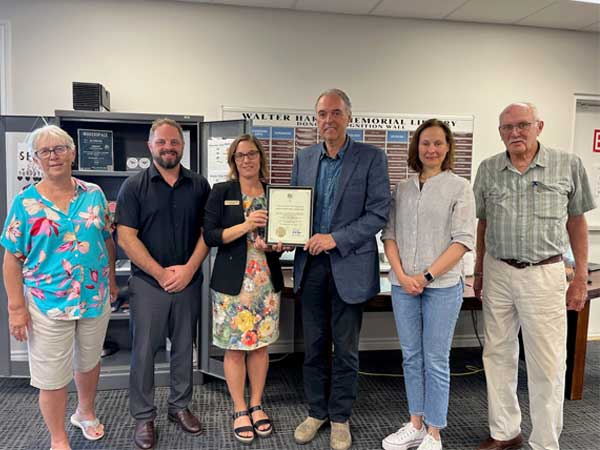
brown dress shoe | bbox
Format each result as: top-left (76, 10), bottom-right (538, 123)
top-left (477, 434), bottom-right (524, 450)
top-left (168, 408), bottom-right (204, 435)
top-left (133, 420), bottom-right (156, 450)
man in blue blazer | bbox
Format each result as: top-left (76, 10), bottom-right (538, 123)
top-left (291, 89), bottom-right (390, 450)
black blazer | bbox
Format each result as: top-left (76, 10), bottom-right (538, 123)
top-left (204, 180), bottom-right (284, 295)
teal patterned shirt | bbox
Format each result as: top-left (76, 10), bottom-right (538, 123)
top-left (1, 179), bottom-right (112, 320)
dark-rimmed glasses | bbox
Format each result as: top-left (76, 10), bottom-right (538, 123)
top-left (35, 145), bottom-right (70, 159)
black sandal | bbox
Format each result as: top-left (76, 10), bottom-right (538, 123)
top-left (249, 405), bottom-right (273, 437)
top-left (232, 410), bottom-right (254, 444)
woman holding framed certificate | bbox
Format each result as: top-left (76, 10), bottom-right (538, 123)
top-left (204, 134), bottom-right (284, 444)
top-left (380, 119), bottom-right (475, 450)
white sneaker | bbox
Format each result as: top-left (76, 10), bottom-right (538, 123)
top-left (382, 422), bottom-right (427, 450)
top-left (416, 434), bottom-right (442, 450)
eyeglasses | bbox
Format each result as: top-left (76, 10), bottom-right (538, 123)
top-left (35, 145), bottom-right (70, 159)
top-left (234, 150), bottom-right (260, 161)
top-left (498, 121), bottom-right (536, 133)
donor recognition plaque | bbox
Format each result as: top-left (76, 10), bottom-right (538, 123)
top-left (78, 129), bottom-right (114, 171)
top-left (266, 186), bottom-right (313, 246)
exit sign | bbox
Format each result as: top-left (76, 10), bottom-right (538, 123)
top-left (595, 129), bottom-right (600, 153)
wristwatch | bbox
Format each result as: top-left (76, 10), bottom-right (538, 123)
top-left (423, 271), bottom-right (435, 284)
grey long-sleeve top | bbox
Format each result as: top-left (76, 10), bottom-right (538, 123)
top-left (381, 170), bottom-right (476, 288)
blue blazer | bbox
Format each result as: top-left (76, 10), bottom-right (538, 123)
top-left (291, 137), bottom-right (391, 303)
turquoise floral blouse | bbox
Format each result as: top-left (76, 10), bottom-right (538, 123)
top-left (0, 178), bottom-right (112, 320)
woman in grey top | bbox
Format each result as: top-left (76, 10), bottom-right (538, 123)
top-left (381, 119), bottom-right (475, 450)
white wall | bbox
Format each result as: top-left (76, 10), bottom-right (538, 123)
top-left (1, 0), bottom-right (599, 342)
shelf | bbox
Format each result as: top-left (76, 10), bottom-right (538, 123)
top-left (110, 311), bottom-right (130, 320)
top-left (73, 170), bottom-right (135, 177)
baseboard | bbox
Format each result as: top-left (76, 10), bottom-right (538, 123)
top-left (358, 337), bottom-right (401, 351)
top-left (268, 339), bottom-right (295, 354)
top-left (9, 349), bottom-right (28, 362)
top-left (357, 335), bottom-right (484, 351)
top-left (291, 335), bottom-right (485, 352)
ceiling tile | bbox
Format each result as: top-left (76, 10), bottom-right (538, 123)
top-left (294, 0), bottom-right (381, 15)
top-left (447, 0), bottom-right (554, 24)
top-left (372, 0), bottom-right (470, 20)
top-left (517, 0), bottom-right (600, 30)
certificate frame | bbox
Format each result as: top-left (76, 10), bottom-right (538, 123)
top-left (266, 185), bottom-right (313, 246)
top-left (77, 128), bottom-right (114, 171)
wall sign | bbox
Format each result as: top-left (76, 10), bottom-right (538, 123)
top-left (223, 106), bottom-right (475, 188)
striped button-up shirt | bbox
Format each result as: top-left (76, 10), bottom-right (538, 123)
top-left (473, 143), bottom-right (596, 263)
top-left (382, 171), bottom-right (476, 288)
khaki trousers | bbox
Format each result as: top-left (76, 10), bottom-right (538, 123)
top-left (482, 253), bottom-right (567, 450)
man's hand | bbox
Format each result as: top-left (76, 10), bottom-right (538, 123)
top-left (161, 265), bottom-right (195, 293)
top-left (304, 233), bottom-right (336, 255)
top-left (566, 278), bottom-right (587, 311)
top-left (399, 274), bottom-right (425, 296)
top-left (8, 304), bottom-right (31, 342)
top-left (473, 274), bottom-right (483, 300)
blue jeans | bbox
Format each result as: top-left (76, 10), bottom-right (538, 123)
top-left (391, 281), bottom-right (463, 428)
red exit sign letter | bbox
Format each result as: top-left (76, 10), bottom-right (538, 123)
top-left (594, 129), bottom-right (600, 153)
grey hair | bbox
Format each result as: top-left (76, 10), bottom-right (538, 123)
top-left (315, 88), bottom-right (352, 114)
top-left (499, 102), bottom-right (541, 123)
top-left (27, 124), bottom-right (75, 156)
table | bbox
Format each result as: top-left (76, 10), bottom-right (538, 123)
top-left (284, 270), bottom-right (600, 400)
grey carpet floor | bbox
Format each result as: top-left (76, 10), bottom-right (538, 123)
top-left (0, 343), bottom-right (598, 450)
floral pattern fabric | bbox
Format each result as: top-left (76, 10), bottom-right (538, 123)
top-left (211, 195), bottom-right (280, 350)
top-left (0, 178), bottom-right (112, 320)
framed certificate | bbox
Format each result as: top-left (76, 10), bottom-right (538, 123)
top-left (266, 185), bottom-right (313, 246)
top-left (77, 129), bottom-right (114, 171)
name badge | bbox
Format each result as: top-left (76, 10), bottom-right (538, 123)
top-left (224, 200), bottom-right (240, 206)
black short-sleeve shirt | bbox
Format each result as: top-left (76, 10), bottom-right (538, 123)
top-left (115, 163), bottom-right (211, 288)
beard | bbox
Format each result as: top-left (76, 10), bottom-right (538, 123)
top-left (153, 150), bottom-right (182, 169)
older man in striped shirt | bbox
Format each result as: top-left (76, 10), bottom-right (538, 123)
top-left (473, 102), bottom-right (595, 450)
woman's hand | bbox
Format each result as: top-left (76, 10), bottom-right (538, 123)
top-left (254, 237), bottom-right (287, 253)
top-left (109, 276), bottom-right (119, 303)
top-left (254, 236), bottom-right (269, 251)
top-left (399, 274), bottom-right (425, 296)
top-left (8, 305), bottom-right (31, 342)
top-left (244, 210), bottom-right (267, 232)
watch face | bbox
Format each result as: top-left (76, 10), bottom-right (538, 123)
top-left (424, 272), bottom-right (434, 282)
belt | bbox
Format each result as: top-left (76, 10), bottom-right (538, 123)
top-left (499, 255), bottom-right (563, 269)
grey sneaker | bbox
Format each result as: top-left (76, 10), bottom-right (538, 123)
top-left (294, 416), bottom-right (327, 444)
top-left (331, 421), bottom-right (352, 450)
top-left (382, 422), bottom-right (427, 450)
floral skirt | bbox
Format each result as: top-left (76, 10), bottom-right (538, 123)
top-left (211, 246), bottom-right (280, 350)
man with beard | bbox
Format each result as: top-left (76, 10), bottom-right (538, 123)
top-left (116, 118), bottom-right (210, 449)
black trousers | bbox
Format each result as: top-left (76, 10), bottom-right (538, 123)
top-left (128, 275), bottom-right (202, 421)
top-left (300, 253), bottom-right (364, 422)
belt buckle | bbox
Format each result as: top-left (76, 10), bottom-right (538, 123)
top-left (514, 261), bottom-right (530, 269)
